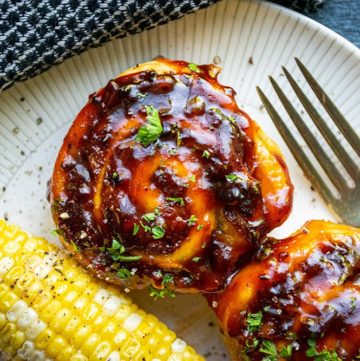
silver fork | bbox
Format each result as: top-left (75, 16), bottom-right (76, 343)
top-left (257, 58), bottom-right (360, 227)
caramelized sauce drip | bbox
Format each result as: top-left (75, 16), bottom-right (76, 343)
top-left (51, 58), bottom-right (292, 292)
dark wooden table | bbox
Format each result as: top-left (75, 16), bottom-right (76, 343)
top-left (308, 0), bottom-right (360, 48)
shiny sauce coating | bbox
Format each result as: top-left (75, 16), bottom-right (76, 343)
top-left (209, 221), bottom-right (360, 360)
top-left (51, 58), bottom-right (293, 292)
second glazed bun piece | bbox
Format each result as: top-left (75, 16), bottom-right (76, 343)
top-left (209, 220), bottom-right (360, 361)
top-left (50, 57), bottom-right (293, 293)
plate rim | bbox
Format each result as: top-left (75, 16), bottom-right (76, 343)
top-left (260, 0), bottom-right (360, 57)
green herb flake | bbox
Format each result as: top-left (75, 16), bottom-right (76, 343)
top-left (279, 345), bottom-right (293, 358)
top-left (351, 296), bottom-right (357, 311)
top-left (210, 106), bottom-right (237, 125)
top-left (188, 175), bottom-right (196, 182)
top-left (152, 226), bottom-right (165, 239)
top-left (306, 339), bottom-right (341, 361)
top-left (133, 223), bottom-right (140, 236)
top-left (168, 148), bottom-right (178, 155)
top-left (188, 214), bottom-right (198, 226)
top-left (228, 115), bottom-right (236, 124)
top-left (192, 257), bottom-right (201, 263)
top-left (197, 224), bottom-right (204, 231)
top-left (202, 150), bottom-right (211, 158)
top-left (166, 197), bottom-right (185, 207)
top-left (225, 173), bottom-right (239, 182)
top-left (246, 311), bottom-right (263, 333)
top-left (136, 105), bottom-right (163, 146)
top-left (107, 239), bottom-right (142, 262)
top-left (117, 268), bottom-right (132, 279)
top-left (176, 129), bottom-right (182, 148)
top-left (162, 273), bottom-right (174, 285)
top-left (188, 63), bottom-right (200, 73)
top-left (245, 338), bottom-right (259, 352)
top-left (142, 212), bottom-right (156, 222)
top-left (140, 221), bottom-right (151, 232)
top-left (70, 239), bottom-right (80, 253)
top-left (259, 340), bottom-right (278, 361)
top-left (136, 92), bottom-right (147, 99)
top-left (148, 285), bottom-right (175, 300)
top-left (50, 229), bottom-right (61, 237)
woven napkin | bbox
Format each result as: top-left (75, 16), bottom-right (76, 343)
top-left (0, 0), bottom-right (325, 92)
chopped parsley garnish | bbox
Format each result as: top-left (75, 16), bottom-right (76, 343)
top-left (197, 224), bottom-right (204, 231)
top-left (351, 296), bottom-right (357, 311)
top-left (259, 340), bottom-right (278, 361)
top-left (176, 129), bottom-right (182, 148)
top-left (188, 63), bottom-right (200, 73)
top-left (142, 212), bottom-right (156, 222)
top-left (228, 115), bottom-right (236, 124)
top-left (70, 239), bottom-right (80, 252)
top-left (152, 226), bottom-right (165, 239)
top-left (210, 106), bottom-right (236, 124)
top-left (140, 208), bottom-right (165, 239)
top-left (112, 171), bottom-right (119, 179)
top-left (202, 150), bottom-right (210, 158)
top-left (306, 339), bottom-right (341, 361)
top-left (117, 268), bottom-right (132, 279)
top-left (168, 148), bottom-right (178, 155)
top-left (245, 338), bottom-right (259, 352)
top-left (188, 175), bottom-right (196, 182)
top-left (162, 273), bottom-right (174, 285)
top-left (136, 105), bottom-right (163, 146)
top-left (226, 173), bottom-right (241, 182)
top-left (136, 92), bottom-right (147, 99)
top-left (140, 221), bottom-right (151, 232)
top-left (192, 257), bottom-right (201, 263)
top-left (148, 285), bottom-right (175, 300)
top-left (279, 345), bottom-right (293, 358)
top-left (246, 311), bottom-right (263, 333)
top-left (133, 223), bottom-right (140, 235)
top-left (166, 197), bottom-right (185, 206)
top-left (50, 229), bottom-right (61, 236)
top-left (188, 215), bottom-right (198, 226)
top-left (107, 239), bottom-right (142, 262)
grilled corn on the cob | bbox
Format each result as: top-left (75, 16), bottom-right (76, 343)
top-left (0, 219), bottom-right (203, 361)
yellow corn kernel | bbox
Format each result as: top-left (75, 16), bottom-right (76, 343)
top-left (0, 292), bottom-right (18, 314)
top-left (10, 330), bottom-right (26, 349)
top-left (46, 335), bottom-right (69, 358)
top-left (57, 345), bottom-right (75, 361)
top-left (0, 220), bottom-right (204, 360)
top-left (71, 325), bottom-right (92, 349)
top-left (50, 308), bottom-right (72, 333)
top-left (62, 315), bottom-right (81, 340)
top-left (90, 341), bottom-right (112, 361)
top-left (81, 333), bottom-right (101, 356)
top-left (70, 353), bottom-right (88, 361)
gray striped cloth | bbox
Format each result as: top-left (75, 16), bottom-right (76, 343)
top-left (0, 0), bottom-right (325, 92)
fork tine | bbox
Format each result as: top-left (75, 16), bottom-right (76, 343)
top-left (282, 66), bottom-right (360, 180)
top-left (268, 76), bottom-right (347, 192)
top-left (295, 57), bottom-right (360, 157)
top-left (256, 86), bottom-right (337, 206)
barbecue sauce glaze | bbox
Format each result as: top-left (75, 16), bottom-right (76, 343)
top-left (51, 58), bottom-right (293, 292)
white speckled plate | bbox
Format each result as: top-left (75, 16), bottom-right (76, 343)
top-left (0, 0), bottom-right (359, 359)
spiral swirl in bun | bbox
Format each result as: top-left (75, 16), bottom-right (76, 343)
top-left (50, 58), bottom-right (293, 292)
